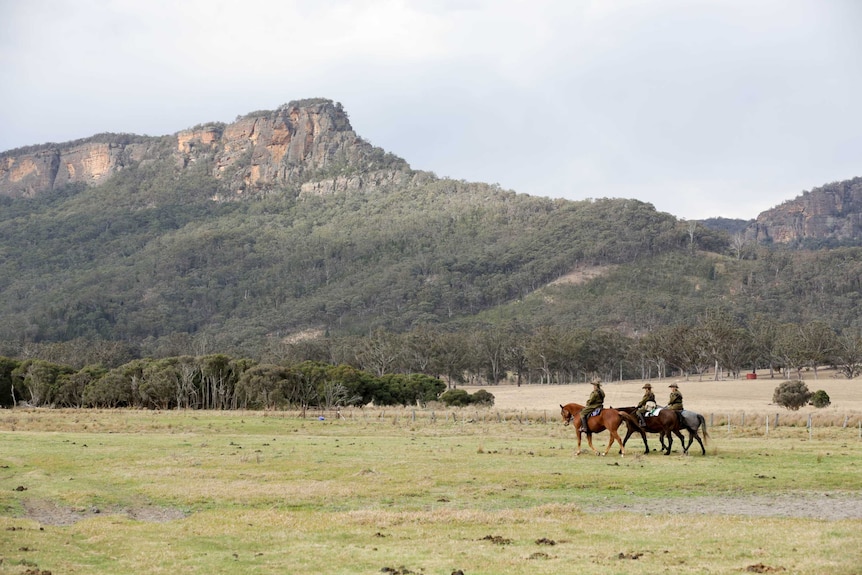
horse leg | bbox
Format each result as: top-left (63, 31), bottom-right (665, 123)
top-left (620, 426), bottom-right (632, 455)
top-left (609, 429), bottom-right (625, 457)
top-left (637, 426), bottom-right (649, 454)
top-left (621, 426), bottom-right (647, 454)
top-left (601, 431), bottom-right (613, 456)
top-left (575, 430), bottom-right (583, 456)
top-left (674, 430), bottom-right (687, 455)
top-left (663, 428), bottom-right (673, 455)
top-left (586, 431), bottom-right (599, 456)
top-left (691, 432), bottom-right (706, 455)
top-left (628, 420), bottom-right (649, 454)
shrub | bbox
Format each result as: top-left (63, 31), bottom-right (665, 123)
top-left (471, 389), bottom-right (495, 406)
top-left (772, 380), bottom-right (812, 410)
top-left (439, 388), bottom-right (495, 407)
top-left (440, 389), bottom-right (472, 407)
top-left (810, 389), bottom-right (831, 408)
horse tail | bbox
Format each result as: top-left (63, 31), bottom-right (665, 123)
top-left (698, 414), bottom-right (709, 442)
top-left (618, 410), bottom-right (642, 432)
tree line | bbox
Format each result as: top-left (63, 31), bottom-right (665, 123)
top-left (0, 355), bottom-right (449, 412)
top-left (3, 312), bottom-right (859, 410)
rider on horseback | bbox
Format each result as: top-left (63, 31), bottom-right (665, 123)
top-left (667, 382), bottom-right (684, 423)
top-left (635, 383), bottom-right (656, 427)
top-left (580, 378), bottom-right (604, 435)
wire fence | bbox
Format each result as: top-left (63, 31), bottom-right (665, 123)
top-left (305, 405), bottom-right (862, 438)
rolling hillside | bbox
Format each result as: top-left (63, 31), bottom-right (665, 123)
top-left (1, 99), bottom-right (860, 358)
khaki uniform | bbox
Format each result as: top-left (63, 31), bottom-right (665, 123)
top-left (636, 388), bottom-right (656, 423)
top-left (637, 389), bottom-right (656, 409)
top-left (667, 389), bottom-right (684, 411)
top-left (580, 386), bottom-right (605, 432)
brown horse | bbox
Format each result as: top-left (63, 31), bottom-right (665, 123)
top-left (559, 403), bottom-right (640, 457)
top-left (616, 406), bottom-right (685, 455)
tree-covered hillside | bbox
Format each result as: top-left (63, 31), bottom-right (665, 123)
top-left (2, 152), bottom-right (716, 355)
top-left (1, 99), bottom-right (860, 363)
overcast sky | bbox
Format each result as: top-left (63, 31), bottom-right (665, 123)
top-left (2, 1), bottom-right (860, 220)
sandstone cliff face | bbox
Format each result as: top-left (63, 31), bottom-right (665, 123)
top-left (752, 177), bottom-right (862, 245)
top-left (0, 140), bottom-right (156, 198)
top-left (0, 99), bottom-right (408, 200)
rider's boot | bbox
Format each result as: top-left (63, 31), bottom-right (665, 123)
top-left (580, 414), bottom-right (590, 435)
top-left (638, 415), bottom-right (646, 428)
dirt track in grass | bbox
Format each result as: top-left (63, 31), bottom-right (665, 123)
top-left (584, 492), bottom-right (862, 521)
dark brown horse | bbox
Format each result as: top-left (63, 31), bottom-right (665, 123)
top-left (616, 406), bottom-right (685, 455)
top-left (559, 403), bottom-right (641, 457)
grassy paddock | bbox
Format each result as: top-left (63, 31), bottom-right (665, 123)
top-left (1, 408), bottom-right (861, 575)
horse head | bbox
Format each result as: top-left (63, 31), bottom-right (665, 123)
top-left (560, 403), bottom-right (577, 426)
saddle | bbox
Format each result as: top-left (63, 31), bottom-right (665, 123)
top-left (646, 406), bottom-right (662, 417)
top-left (588, 407), bottom-right (602, 417)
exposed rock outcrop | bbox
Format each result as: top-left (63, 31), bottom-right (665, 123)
top-left (751, 177), bottom-right (862, 245)
top-left (0, 139), bottom-right (156, 198)
top-left (0, 98), bottom-right (409, 199)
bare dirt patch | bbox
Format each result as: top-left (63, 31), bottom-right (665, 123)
top-left (585, 492), bottom-right (862, 521)
top-left (547, 264), bottom-right (616, 287)
top-left (21, 499), bottom-right (188, 526)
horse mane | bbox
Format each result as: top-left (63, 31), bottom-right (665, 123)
top-left (561, 402), bottom-right (583, 412)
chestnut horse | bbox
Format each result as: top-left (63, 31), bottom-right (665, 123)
top-left (559, 403), bottom-right (640, 457)
top-left (616, 406), bottom-right (685, 455)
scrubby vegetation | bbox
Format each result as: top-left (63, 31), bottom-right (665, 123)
top-left (809, 389), bottom-right (831, 408)
top-left (439, 388), bottom-right (495, 407)
top-left (773, 380), bottom-right (813, 411)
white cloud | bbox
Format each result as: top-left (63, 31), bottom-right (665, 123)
top-left (1, 0), bottom-right (860, 220)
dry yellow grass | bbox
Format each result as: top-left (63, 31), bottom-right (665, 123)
top-left (2, 404), bottom-right (861, 574)
top-left (464, 368), bottom-right (862, 426)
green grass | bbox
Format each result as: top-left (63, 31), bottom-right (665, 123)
top-left (1, 408), bottom-right (861, 574)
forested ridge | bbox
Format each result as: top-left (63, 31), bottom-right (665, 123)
top-left (0, 151), bottom-right (712, 353)
top-left (1, 101), bottom-right (861, 395)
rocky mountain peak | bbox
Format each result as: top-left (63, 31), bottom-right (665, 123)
top-left (0, 98), bottom-right (409, 200)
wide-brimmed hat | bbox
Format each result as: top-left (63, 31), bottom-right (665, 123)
top-left (668, 383), bottom-right (679, 388)
top-left (642, 383), bottom-right (652, 389)
top-left (590, 377), bottom-right (602, 386)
